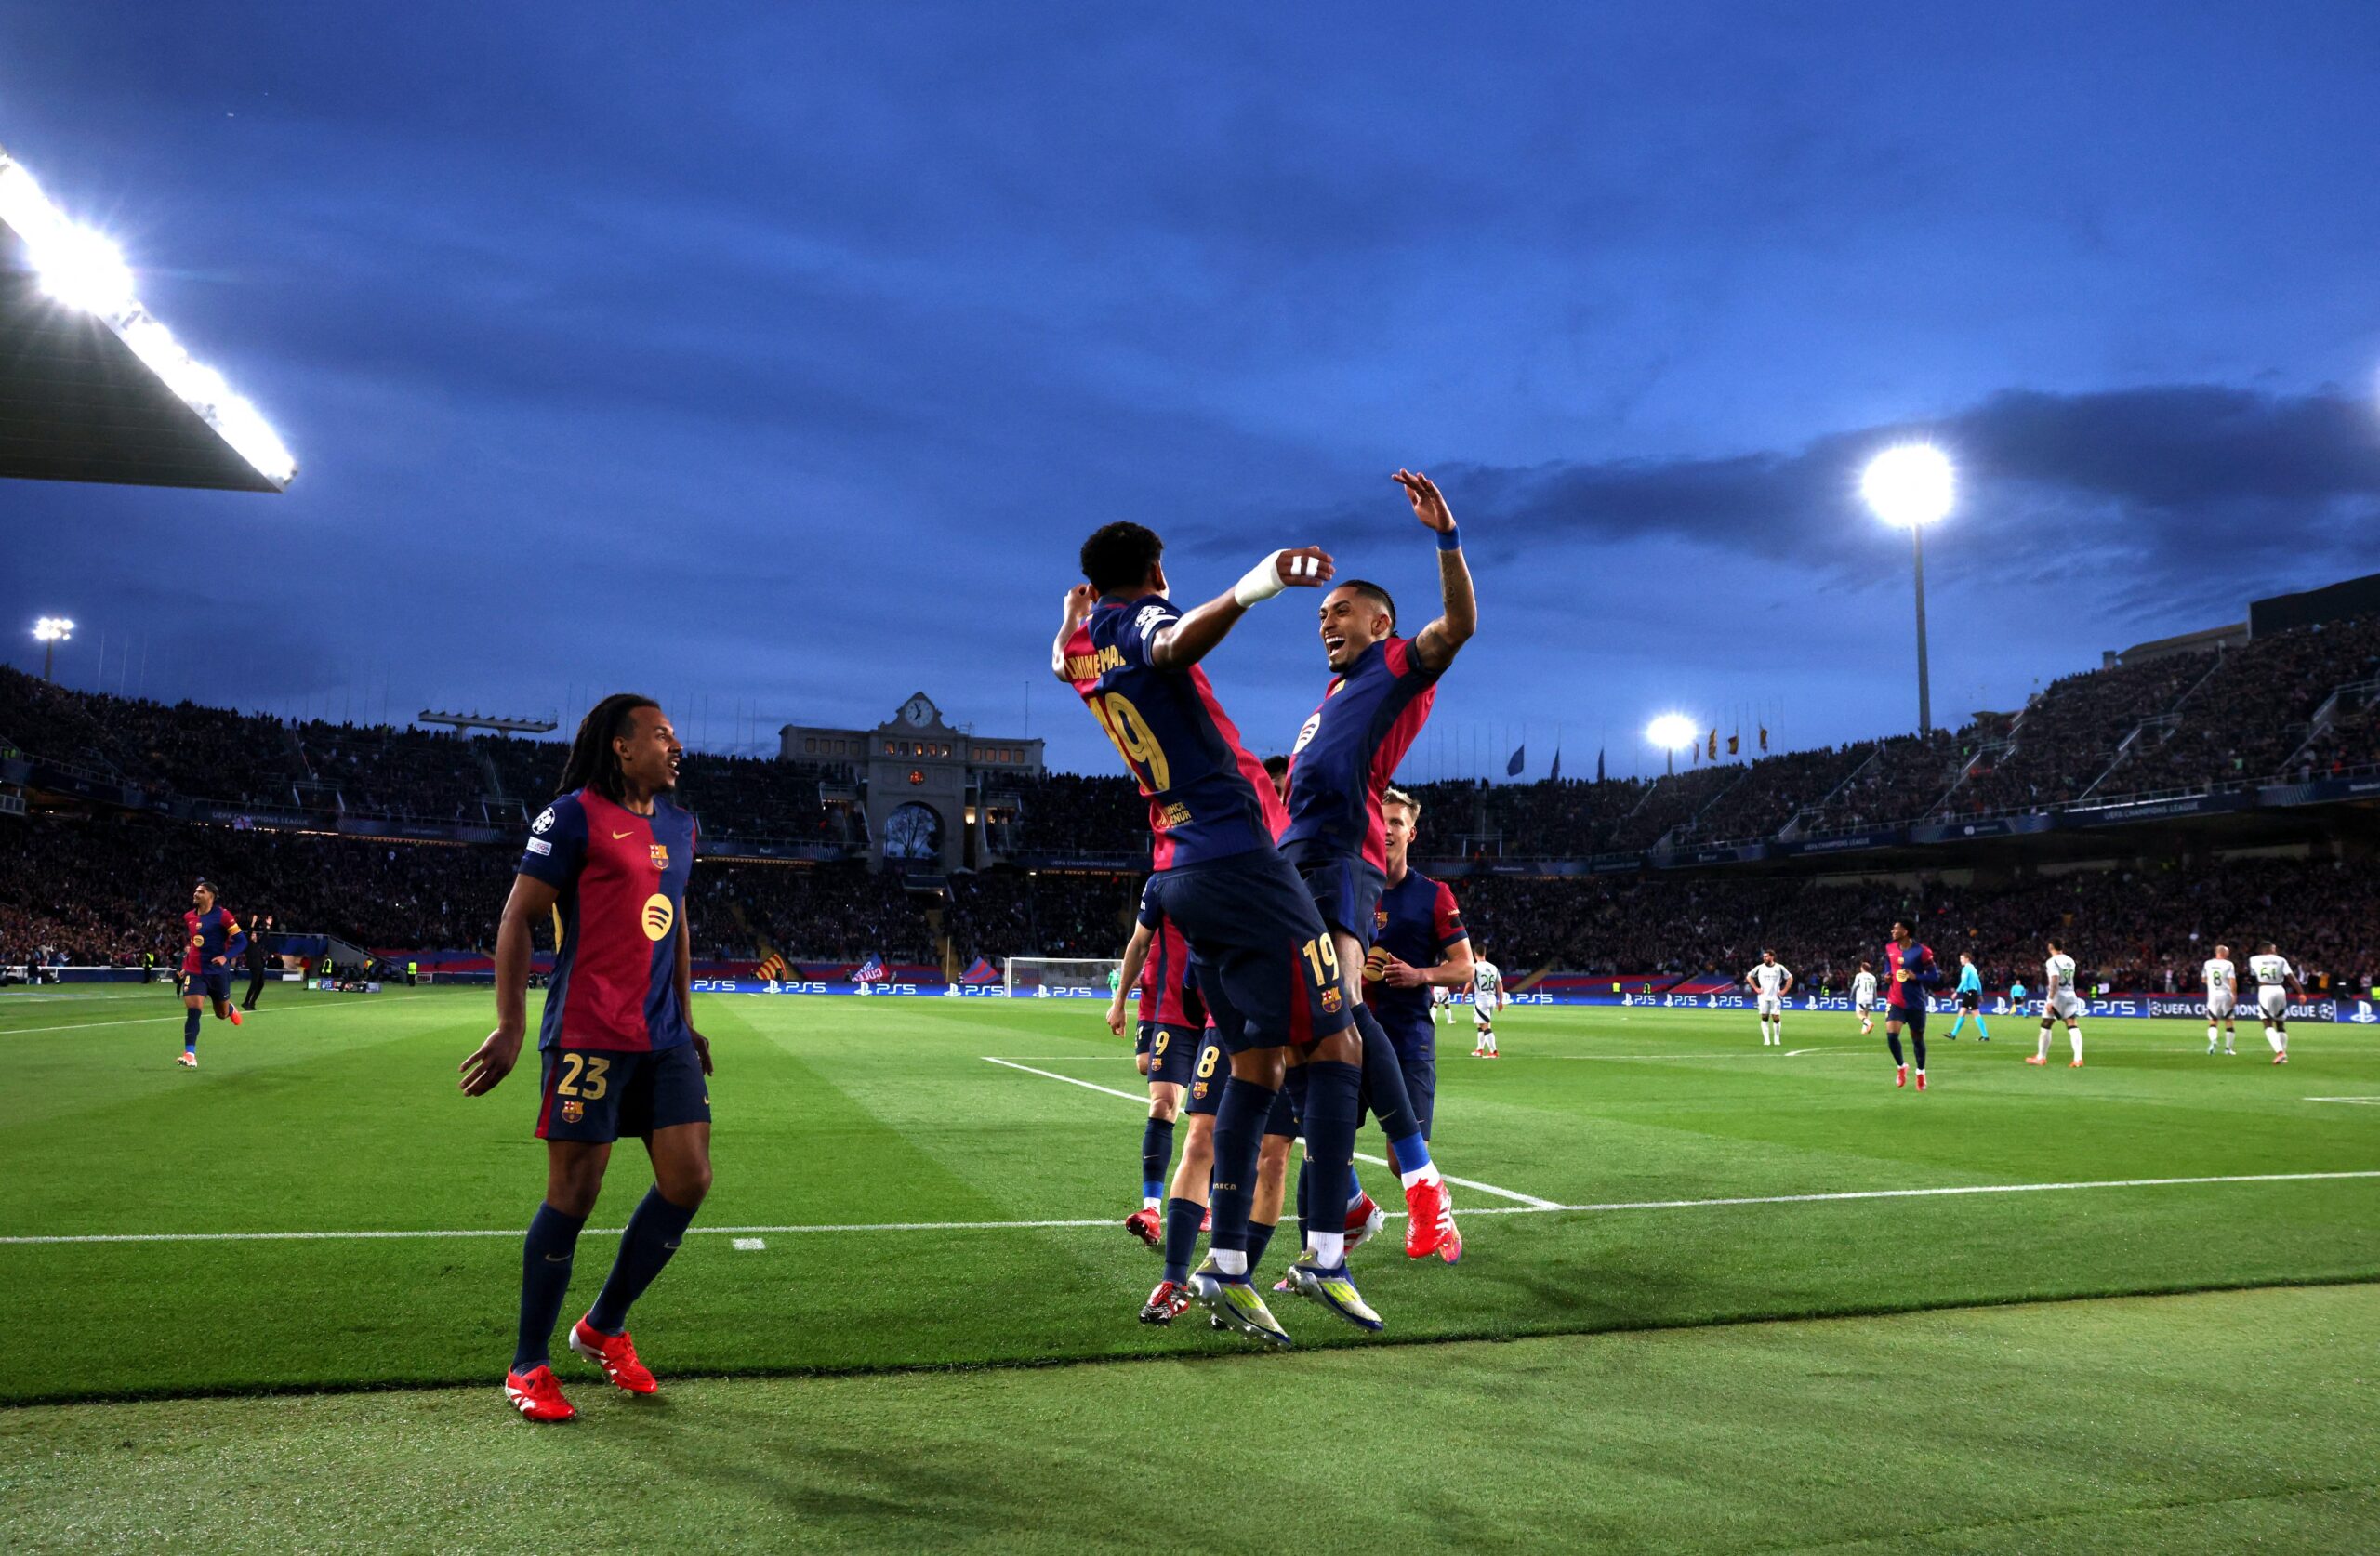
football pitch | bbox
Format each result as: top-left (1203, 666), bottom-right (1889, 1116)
top-left (3, 984), bottom-right (2376, 1552)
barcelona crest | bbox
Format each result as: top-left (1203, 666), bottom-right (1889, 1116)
top-left (560, 1099), bottom-right (585, 1124)
top-left (1320, 985), bottom-right (1343, 1014)
top-left (649, 842), bottom-right (670, 871)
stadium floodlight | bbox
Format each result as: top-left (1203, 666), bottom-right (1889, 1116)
top-left (0, 148), bottom-right (297, 488)
top-left (1646, 712), bottom-right (1697, 775)
top-left (33, 616), bottom-right (73, 682)
top-left (1861, 444), bottom-right (1953, 734)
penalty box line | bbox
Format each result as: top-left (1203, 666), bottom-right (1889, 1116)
top-left (988, 1055), bottom-right (1610, 1211)
top-left (7, 1170), bottom-right (2376, 1247)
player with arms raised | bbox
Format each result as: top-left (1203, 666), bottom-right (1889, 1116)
top-left (175, 880), bottom-right (245, 1067)
top-left (1056, 521), bottom-right (1376, 1343)
top-left (457, 695), bottom-right (715, 1423)
top-left (1278, 469), bottom-right (1474, 1260)
top-left (1881, 919), bottom-right (1940, 1089)
top-left (1470, 956), bottom-right (1507, 1056)
top-left (1852, 960), bottom-right (1878, 1035)
top-left (1746, 950), bottom-right (1792, 1047)
top-left (2028, 937), bottom-right (2085, 1069)
top-left (2248, 941), bottom-right (2303, 1063)
top-left (2203, 943), bottom-right (2239, 1056)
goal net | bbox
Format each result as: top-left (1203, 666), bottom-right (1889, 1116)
top-left (1003, 957), bottom-right (1125, 1001)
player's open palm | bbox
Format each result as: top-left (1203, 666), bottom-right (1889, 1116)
top-left (1395, 469), bottom-right (1454, 532)
top-left (457, 1028), bottom-right (522, 1096)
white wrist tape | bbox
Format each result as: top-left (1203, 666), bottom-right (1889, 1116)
top-left (1234, 550), bottom-right (1317, 607)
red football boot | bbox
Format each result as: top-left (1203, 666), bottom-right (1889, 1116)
top-left (227, 1008), bottom-right (242, 1026)
top-left (568, 1320), bottom-right (658, 1394)
top-left (1404, 1177), bottom-right (1449, 1259)
top-left (1198, 1206), bottom-right (1212, 1233)
top-left (1343, 1192), bottom-right (1384, 1252)
top-left (1914, 1071), bottom-right (1927, 1091)
top-left (1124, 1207), bottom-right (1162, 1249)
top-left (1139, 1280), bottom-right (1191, 1325)
top-left (1895, 1064), bottom-right (1908, 1088)
top-left (502, 1364), bottom-right (576, 1422)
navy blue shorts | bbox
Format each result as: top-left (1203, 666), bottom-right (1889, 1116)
top-left (187, 969), bottom-right (231, 1003)
top-left (1185, 1032), bottom-right (1228, 1116)
top-left (1885, 1002), bottom-right (1928, 1036)
top-left (1146, 1022), bottom-right (1198, 1088)
top-left (1134, 1021), bottom-right (1154, 1058)
top-left (1375, 1013), bottom-right (1438, 1139)
top-left (1292, 853), bottom-right (1388, 951)
top-left (1154, 851), bottom-right (1353, 1054)
top-left (536, 1043), bottom-right (710, 1143)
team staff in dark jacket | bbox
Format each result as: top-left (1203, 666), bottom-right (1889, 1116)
top-left (241, 915), bottom-right (276, 1010)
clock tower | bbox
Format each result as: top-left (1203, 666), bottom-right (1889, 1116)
top-left (777, 692), bottom-right (1045, 872)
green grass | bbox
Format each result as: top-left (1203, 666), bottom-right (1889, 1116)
top-left (3, 984), bottom-right (2376, 1550)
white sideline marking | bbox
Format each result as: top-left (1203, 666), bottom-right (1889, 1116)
top-left (7, 1171), bottom-right (2374, 1247)
top-left (2, 995), bottom-right (432, 1036)
top-left (731, 1237), bottom-right (767, 1251)
top-left (986, 1056), bottom-right (1593, 1212)
top-left (2306, 1097), bottom-right (2380, 1106)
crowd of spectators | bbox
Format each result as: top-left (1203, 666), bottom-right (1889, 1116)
top-left (1948, 654), bottom-right (2212, 815)
top-left (1676, 744), bottom-right (1873, 845)
top-left (0, 667), bottom-right (294, 804)
top-left (707, 861), bottom-right (933, 963)
top-left (1795, 731), bottom-right (1966, 834)
top-left (2114, 617), bottom-right (2380, 795)
top-left (943, 869), bottom-right (1137, 962)
top-left (987, 772), bottom-right (1149, 856)
top-left (296, 721), bottom-right (495, 824)
top-left (1606, 765), bottom-right (1743, 851)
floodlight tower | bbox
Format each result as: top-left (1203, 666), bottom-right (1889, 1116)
top-left (33, 616), bottom-right (73, 681)
top-left (1861, 445), bottom-right (1953, 733)
top-left (1646, 712), bottom-right (1697, 776)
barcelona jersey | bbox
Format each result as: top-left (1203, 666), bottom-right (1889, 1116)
top-left (1363, 866), bottom-right (1467, 1040)
top-left (1884, 940), bottom-right (1938, 1009)
top-left (1064, 594), bottom-right (1285, 869)
top-left (180, 906), bottom-right (244, 975)
top-left (1282, 635), bottom-right (1440, 869)
top-left (517, 787), bottom-right (698, 1052)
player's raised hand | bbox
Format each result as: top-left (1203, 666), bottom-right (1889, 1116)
top-left (1394, 469), bottom-right (1454, 533)
top-left (1062, 582), bottom-right (1096, 624)
top-left (1275, 547), bottom-right (1335, 589)
top-left (457, 1026), bottom-right (523, 1096)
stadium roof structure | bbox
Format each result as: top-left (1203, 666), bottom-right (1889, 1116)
top-left (0, 144), bottom-right (294, 493)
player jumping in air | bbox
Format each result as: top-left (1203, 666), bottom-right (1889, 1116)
top-left (2203, 943), bottom-right (2239, 1055)
top-left (1746, 950), bottom-right (1792, 1046)
top-left (458, 695), bottom-right (714, 1423)
top-left (1881, 920), bottom-right (1940, 1090)
top-left (1107, 885), bottom-right (1202, 1244)
top-left (1057, 521), bottom-right (1369, 1345)
top-left (1852, 960), bottom-right (1879, 1035)
top-left (2248, 942), bottom-right (2303, 1063)
top-left (1948, 952), bottom-right (1989, 1040)
top-left (175, 880), bottom-right (246, 1066)
top-left (1471, 956), bottom-right (1507, 1055)
top-left (2029, 938), bottom-right (2085, 1068)
top-left (1277, 468), bottom-right (1475, 1265)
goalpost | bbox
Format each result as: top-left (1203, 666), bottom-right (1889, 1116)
top-left (1002, 957), bottom-right (1126, 1000)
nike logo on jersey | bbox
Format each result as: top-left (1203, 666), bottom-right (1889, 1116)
top-left (612, 830), bottom-right (633, 839)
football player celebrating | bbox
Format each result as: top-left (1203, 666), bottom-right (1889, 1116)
top-left (1366, 789), bottom-right (1474, 1155)
top-left (1057, 521), bottom-right (1372, 1344)
top-left (1277, 469), bottom-right (1475, 1262)
top-left (1881, 920), bottom-right (1940, 1089)
top-left (458, 695), bottom-right (714, 1423)
top-left (175, 881), bottom-right (246, 1066)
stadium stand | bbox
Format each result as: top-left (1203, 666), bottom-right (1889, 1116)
top-left (1674, 743), bottom-right (1872, 846)
top-left (1943, 653), bottom-right (2215, 814)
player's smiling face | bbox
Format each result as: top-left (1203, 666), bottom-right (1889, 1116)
top-left (1317, 587), bottom-right (1390, 672)
top-left (1382, 801), bottom-right (1416, 866)
top-left (615, 706), bottom-right (683, 794)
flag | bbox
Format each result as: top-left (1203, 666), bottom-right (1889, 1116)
top-left (855, 955), bottom-right (887, 982)
top-left (1595, 746), bottom-right (1606, 782)
top-left (1726, 732), bottom-right (1739, 757)
top-left (1549, 746), bottom-right (1562, 782)
top-left (1506, 742), bottom-right (1526, 777)
top-left (755, 952), bottom-right (788, 982)
top-left (959, 955), bottom-right (998, 985)
top-left (1707, 729), bottom-right (1717, 760)
top-left (1759, 724), bottom-right (1769, 753)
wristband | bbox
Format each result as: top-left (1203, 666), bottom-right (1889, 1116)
top-left (1436, 525), bottom-right (1461, 552)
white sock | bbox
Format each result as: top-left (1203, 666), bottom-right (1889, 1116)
top-left (1398, 1165), bottom-right (1437, 1189)
top-left (1308, 1230), bottom-right (1346, 1267)
top-left (2207, 1024), bottom-right (2218, 1049)
top-left (2070, 1029), bottom-right (2083, 1062)
top-left (2037, 1029), bottom-right (2052, 1061)
top-left (1211, 1247), bottom-right (1248, 1276)
top-left (1143, 1195), bottom-right (1161, 1210)
top-left (2268, 1027), bottom-right (2284, 1054)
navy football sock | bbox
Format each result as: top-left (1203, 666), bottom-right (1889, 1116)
top-left (587, 1187), bottom-right (698, 1336)
top-left (1294, 1160), bottom-right (1311, 1246)
top-left (1355, 1008), bottom-right (1433, 1178)
top-left (1300, 1059), bottom-right (1363, 1266)
top-left (512, 1203), bottom-right (587, 1373)
top-left (1162, 1195), bottom-right (1205, 1286)
top-left (1245, 1219), bottom-right (1276, 1272)
top-left (1281, 1063), bottom-right (1316, 1244)
top-left (1140, 1117), bottom-right (1174, 1202)
top-left (1207, 1076), bottom-right (1275, 1272)
top-left (182, 1007), bottom-right (201, 1051)
top-left (1911, 1032), bottom-right (1928, 1072)
top-left (1886, 1031), bottom-right (1905, 1067)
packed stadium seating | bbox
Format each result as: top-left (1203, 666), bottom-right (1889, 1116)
top-left (1943, 653), bottom-right (2213, 815)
